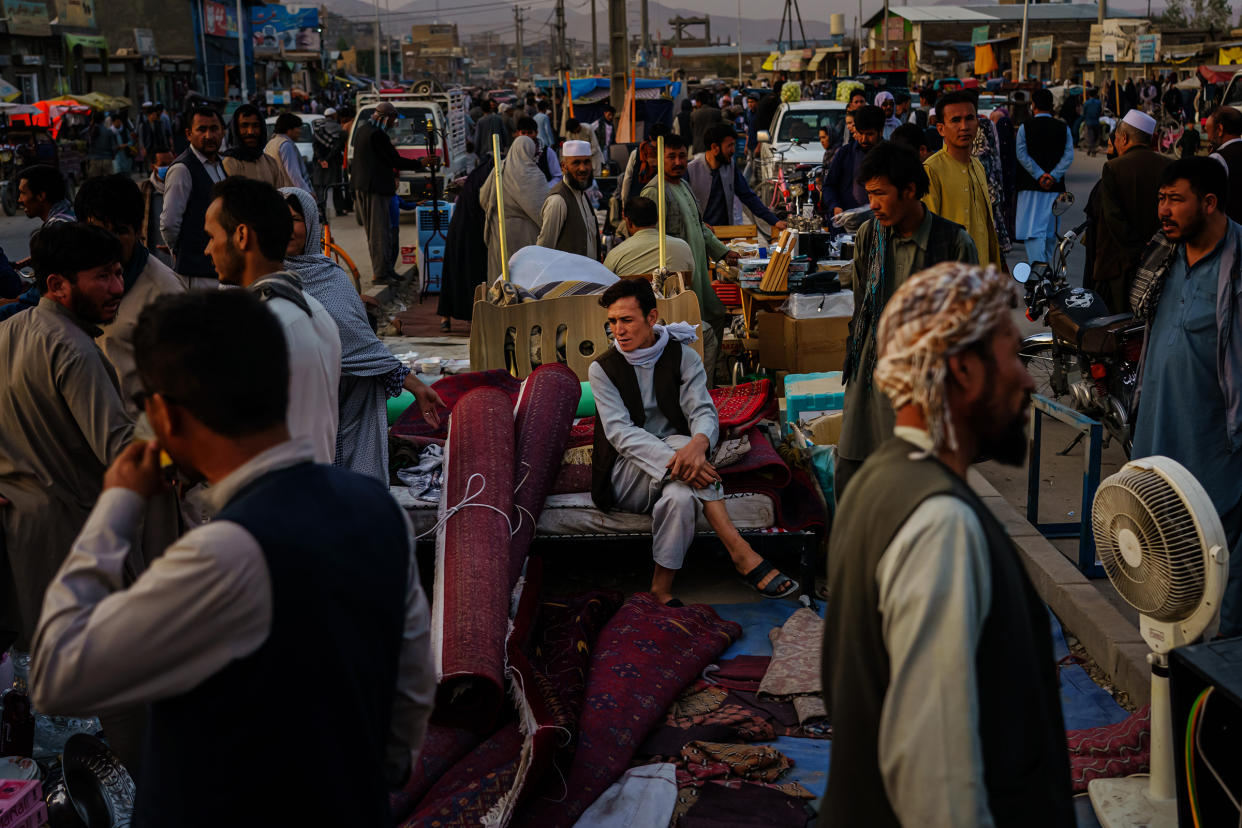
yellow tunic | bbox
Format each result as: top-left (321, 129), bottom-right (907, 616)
top-left (922, 148), bottom-right (1002, 268)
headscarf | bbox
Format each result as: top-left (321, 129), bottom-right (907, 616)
top-left (480, 135), bottom-right (549, 223)
top-left (280, 187), bottom-right (403, 379)
top-left (224, 103), bottom-right (268, 162)
top-left (873, 262), bottom-right (1017, 454)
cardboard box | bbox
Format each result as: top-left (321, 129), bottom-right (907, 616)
top-left (804, 411), bottom-right (843, 445)
top-left (757, 311), bottom-right (850, 373)
top-left (0, 780), bottom-right (40, 828)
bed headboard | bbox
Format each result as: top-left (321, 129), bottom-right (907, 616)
top-left (469, 290), bottom-right (704, 380)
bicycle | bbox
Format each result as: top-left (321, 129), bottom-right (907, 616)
top-left (322, 220), bottom-right (362, 294)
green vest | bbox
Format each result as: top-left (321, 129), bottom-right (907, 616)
top-left (820, 438), bottom-right (1074, 828)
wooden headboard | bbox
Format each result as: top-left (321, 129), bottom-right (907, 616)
top-left (469, 290), bottom-right (704, 380)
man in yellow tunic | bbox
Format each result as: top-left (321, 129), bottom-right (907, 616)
top-left (922, 90), bottom-right (1002, 268)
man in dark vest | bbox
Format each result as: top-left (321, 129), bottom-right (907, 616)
top-left (1093, 109), bottom-right (1171, 312)
top-left (1207, 104), bottom-right (1242, 224)
top-left (159, 104), bottom-right (225, 282)
top-left (536, 139), bottom-right (599, 260)
top-left (29, 288), bottom-right (434, 827)
top-left (1015, 88), bottom-right (1074, 265)
top-left (822, 262), bottom-right (1073, 828)
top-left (588, 278), bottom-right (798, 605)
top-left (351, 101), bottom-right (426, 285)
top-left (836, 141), bottom-right (978, 497)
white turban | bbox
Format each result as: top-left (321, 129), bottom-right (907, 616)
top-left (874, 91), bottom-right (894, 106)
top-left (562, 139), bottom-right (592, 157)
top-left (1121, 109), bottom-right (1157, 135)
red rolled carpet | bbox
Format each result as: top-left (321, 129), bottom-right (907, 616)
top-left (432, 386), bottom-right (516, 730)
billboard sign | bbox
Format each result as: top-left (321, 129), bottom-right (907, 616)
top-left (3, 0), bottom-right (51, 37)
top-left (251, 5), bottom-right (320, 53)
top-left (203, 0), bottom-right (238, 38)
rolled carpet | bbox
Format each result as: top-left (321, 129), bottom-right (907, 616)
top-left (432, 386), bottom-right (516, 730)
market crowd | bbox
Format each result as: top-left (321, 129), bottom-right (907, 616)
top-left (0, 70), bottom-right (1240, 827)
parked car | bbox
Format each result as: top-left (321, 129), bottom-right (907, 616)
top-left (754, 100), bottom-right (846, 202)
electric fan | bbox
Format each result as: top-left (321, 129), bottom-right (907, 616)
top-left (1088, 456), bottom-right (1229, 827)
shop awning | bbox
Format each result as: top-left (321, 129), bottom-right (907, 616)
top-left (777, 49), bottom-right (804, 72)
top-left (761, 51), bottom-right (780, 71)
top-left (807, 47), bottom-right (831, 70)
top-left (1198, 64), bottom-right (1237, 85)
top-left (64, 33), bottom-right (108, 51)
top-left (66, 92), bottom-right (132, 111)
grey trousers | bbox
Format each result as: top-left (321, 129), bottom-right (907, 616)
top-left (612, 435), bottom-right (724, 570)
top-left (357, 191), bottom-right (397, 283)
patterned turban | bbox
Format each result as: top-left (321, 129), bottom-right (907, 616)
top-left (873, 262), bottom-right (1018, 454)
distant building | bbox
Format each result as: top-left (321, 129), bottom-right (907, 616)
top-left (402, 24), bottom-right (463, 82)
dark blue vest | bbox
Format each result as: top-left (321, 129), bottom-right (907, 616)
top-left (134, 461), bottom-right (409, 828)
top-left (168, 149), bottom-right (217, 279)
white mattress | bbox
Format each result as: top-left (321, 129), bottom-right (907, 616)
top-left (394, 487), bottom-right (776, 538)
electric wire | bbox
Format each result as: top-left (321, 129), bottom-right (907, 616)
top-left (1195, 688), bottom-right (1242, 813)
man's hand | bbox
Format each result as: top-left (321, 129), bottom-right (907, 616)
top-left (1039, 173), bottom-right (1054, 191)
top-left (104, 441), bottom-right (167, 499)
top-left (832, 207), bottom-right (843, 217)
top-left (772, 220), bottom-right (789, 231)
top-left (722, 251), bottom-right (740, 266)
top-left (686, 464), bottom-right (720, 489)
top-left (667, 434), bottom-right (719, 485)
top-left (405, 375), bottom-right (445, 428)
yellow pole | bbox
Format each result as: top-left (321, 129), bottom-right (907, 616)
top-left (657, 135), bottom-right (666, 272)
top-left (493, 134), bottom-right (510, 282)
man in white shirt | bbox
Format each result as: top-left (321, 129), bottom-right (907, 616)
top-left (31, 288), bottom-right (433, 825)
top-left (204, 176), bottom-right (341, 463)
top-left (160, 105), bottom-right (226, 281)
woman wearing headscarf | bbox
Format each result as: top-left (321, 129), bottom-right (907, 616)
top-left (480, 135), bottom-right (548, 281)
top-left (281, 187), bottom-right (443, 482)
top-left (989, 107), bottom-right (1019, 246)
top-left (222, 104), bottom-right (292, 188)
top-left (972, 109), bottom-right (1011, 255)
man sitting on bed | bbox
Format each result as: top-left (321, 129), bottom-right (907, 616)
top-left (589, 278), bottom-right (799, 605)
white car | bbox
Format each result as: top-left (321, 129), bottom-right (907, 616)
top-left (265, 112), bottom-right (323, 165)
top-left (755, 101), bottom-right (846, 201)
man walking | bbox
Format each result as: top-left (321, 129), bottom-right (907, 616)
top-left (1082, 88), bottom-right (1103, 157)
top-left (536, 140), bottom-right (599, 260)
top-left (923, 90), bottom-right (1002, 266)
top-left (686, 124), bottom-right (786, 231)
top-left (1093, 109), bottom-right (1170, 312)
top-left (351, 101), bottom-right (426, 285)
top-left (533, 99), bottom-right (555, 150)
top-left (1206, 105), bottom-right (1242, 223)
top-left (641, 134), bottom-right (738, 385)
top-left (204, 177), bottom-right (341, 464)
top-left (1131, 157), bottom-right (1242, 636)
top-left (836, 142), bottom-right (978, 496)
top-left (161, 105), bottom-right (226, 282)
top-left (30, 288), bottom-right (434, 827)
top-left (311, 107), bottom-right (348, 216)
top-left (473, 99), bottom-right (509, 159)
top-left (1015, 88), bottom-right (1074, 266)
top-left (823, 106), bottom-right (883, 217)
top-left (139, 103), bottom-right (171, 169)
top-left (822, 261), bottom-right (1072, 828)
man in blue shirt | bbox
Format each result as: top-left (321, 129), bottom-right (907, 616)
top-left (1132, 157), bottom-right (1242, 635)
top-left (686, 123), bottom-right (788, 231)
top-left (822, 105), bottom-right (883, 217)
top-left (1081, 87), bottom-right (1103, 157)
top-left (1015, 88), bottom-right (1074, 266)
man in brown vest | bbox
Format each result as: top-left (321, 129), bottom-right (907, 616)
top-left (821, 262), bottom-right (1073, 828)
top-left (536, 139), bottom-right (599, 260)
top-left (589, 278), bottom-right (798, 605)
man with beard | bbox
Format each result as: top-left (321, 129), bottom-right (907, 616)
top-left (204, 177), bottom-right (341, 464)
top-left (221, 104), bottom-right (292, 188)
top-left (536, 140), bottom-right (600, 260)
top-left (686, 123), bottom-right (786, 231)
top-left (1206, 105), bottom-right (1242, 223)
top-left (821, 262), bottom-right (1072, 828)
top-left (642, 133), bottom-right (740, 386)
top-left (823, 105), bottom-right (883, 217)
top-left (1131, 157), bottom-right (1242, 636)
top-left (161, 105), bottom-right (226, 282)
top-left (923, 91), bottom-right (1002, 267)
top-left (835, 142), bottom-right (977, 497)
top-left (0, 224), bottom-right (133, 658)
top-left (30, 289), bottom-right (433, 827)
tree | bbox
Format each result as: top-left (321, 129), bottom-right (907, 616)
top-left (1160, 0), bottom-right (1190, 27)
top-left (1201, 0), bottom-right (1230, 29)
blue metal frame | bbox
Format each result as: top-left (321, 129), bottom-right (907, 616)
top-left (1026, 394), bottom-right (1104, 577)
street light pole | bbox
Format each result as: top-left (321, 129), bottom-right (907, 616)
top-left (1018, 0), bottom-right (1030, 83)
top-left (736, 0), bottom-right (742, 83)
top-left (235, 0), bottom-right (248, 100)
top-left (373, 0), bottom-right (381, 87)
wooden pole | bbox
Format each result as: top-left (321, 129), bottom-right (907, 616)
top-left (493, 134), bottom-right (510, 282)
top-left (657, 135), bottom-right (666, 271)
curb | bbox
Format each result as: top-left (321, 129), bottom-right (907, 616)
top-left (968, 469), bottom-right (1150, 707)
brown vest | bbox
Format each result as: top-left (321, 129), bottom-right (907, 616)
top-left (590, 341), bottom-right (689, 511)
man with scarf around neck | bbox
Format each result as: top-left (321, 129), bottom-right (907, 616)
top-left (836, 142), bottom-right (977, 497)
top-left (589, 279), bottom-right (799, 606)
top-left (220, 104), bottom-right (292, 189)
top-left (204, 177), bottom-right (341, 465)
top-left (75, 174), bottom-right (189, 420)
top-left (1130, 157), bottom-right (1242, 636)
top-left (537, 139), bottom-right (600, 260)
top-left (822, 262), bottom-right (1072, 828)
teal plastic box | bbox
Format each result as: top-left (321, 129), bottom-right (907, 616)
top-left (784, 371), bottom-right (845, 426)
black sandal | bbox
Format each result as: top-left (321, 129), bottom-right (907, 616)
top-left (739, 560), bottom-right (799, 599)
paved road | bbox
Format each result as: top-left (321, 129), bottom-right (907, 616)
top-left (0, 212), bottom-right (48, 261)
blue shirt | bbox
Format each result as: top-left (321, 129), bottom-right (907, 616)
top-left (1133, 237), bottom-right (1242, 514)
top-left (1082, 98), bottom-right (1102, 126)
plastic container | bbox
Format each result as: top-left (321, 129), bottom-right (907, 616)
top-left (779, 292), bottom-right (855, 320)
top-left (784, 371), bottom-right (845, 426)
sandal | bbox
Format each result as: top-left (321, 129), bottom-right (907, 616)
top-left (739, 560), bottom-right (799, 599)
top-left (440, 320), bottom-right (451, 332)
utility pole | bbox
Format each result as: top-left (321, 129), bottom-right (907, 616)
top-left (1018, 0), bottom-right (1030, 82)
top-left (641, 0), bottom-right (650, 75)
top-left (235, 0), bottom-right (248, 99)
top-left (591, 0), bottom-right (598, 74)
top-left (514, 5), bottom-right (524, 76)
top-left (373, 0), bottom-right (381, 86)
top-left (736, 0), bottom-right (742, 83)
top-left (555, 0), bottom-right (567, 73)
top-left (608, 0), bottom-right (626, 112)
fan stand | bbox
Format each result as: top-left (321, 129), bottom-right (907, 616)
top-left (1088, 658), bottom-right (1177, 828)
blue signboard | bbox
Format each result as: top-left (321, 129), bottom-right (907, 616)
top-left (251, 5), bottom-right (320, 53)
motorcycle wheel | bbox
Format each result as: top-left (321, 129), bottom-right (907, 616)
top-left (1019, 343), bottom-right (1064, 400)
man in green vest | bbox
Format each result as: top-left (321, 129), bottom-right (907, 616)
top-left (642, 133), bottom-right (739, 387)
top-left (821, 262), bottom-right (1073, 828)
top-left (589, 278), bottom-right (798, 606)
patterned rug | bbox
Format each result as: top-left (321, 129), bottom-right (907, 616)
top-left (391, 369), bottom-right (522, 441)
top-left (1066, 705), bottom-right (1151, 793)
top-left (433, 386), bottom-right (516, 731)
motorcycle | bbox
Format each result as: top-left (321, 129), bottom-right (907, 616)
top-left (1013, 220), bottom-right (1144, 457)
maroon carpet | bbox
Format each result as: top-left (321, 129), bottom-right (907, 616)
top-left (433, 386), bottom-right (516, 730)
top-left (391, 369), bottom-right (520, 441)
top-left (1067, 705), bottom-right (1151, 793)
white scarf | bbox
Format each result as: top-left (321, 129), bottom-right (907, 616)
top-left (620, 322), bottom-right (699, 368)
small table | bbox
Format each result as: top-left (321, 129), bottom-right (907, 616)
top-left (738, 287), bottom-right (789, 333)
